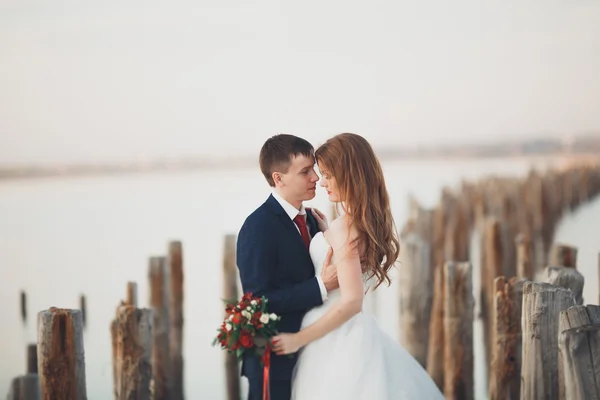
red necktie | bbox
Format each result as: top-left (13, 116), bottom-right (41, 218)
top-left (293, 214), bottom-right (310, 250)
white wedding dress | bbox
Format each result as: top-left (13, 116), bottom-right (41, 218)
top-left (291, 232), bottom-right (444, 399)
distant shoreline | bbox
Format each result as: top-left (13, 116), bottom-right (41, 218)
top-left (1, 150), bottom-right (598, 183)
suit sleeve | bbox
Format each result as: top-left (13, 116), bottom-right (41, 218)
top-left (236, 218), bottom-right (323, 315)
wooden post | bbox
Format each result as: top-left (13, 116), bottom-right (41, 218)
top-left (549, 243), bottom-right (578, 268)
top-left (558, 305), bottom-right (600, 399)
top-left (443, 261), bottom-right (474, 400)
top-left (7, 374), bottom-right (40, 400)
top-left (521, 282), bottom-right (575, 400)
top-left (481, 217), bottom-right (504, 378)
top-left (126, 282), bottom-right (138, 306)
top-left (426, 264), bottom-right (445, 390)
top-left (27, 344), bottom-right (37, 374)
top-left (169, 240), bottom-right (184, 400)
top-left (489, 277), bottom-right (524, 400)
top-left (149, 256), bottom-right (171, 400)
top-left (115, 305), bottom-right (153, 400)
top-left (223, 234), bottom-right (240, 400)
top-left (79, 294), bottom-right (87, 328)
top-left (37, 308), bottom-right (87, 400)
top-left (515, 233), bottom-right (533, 280)
top-left (111, 319), bottom-right (118, 399)
top-left (20, 290), bottom-right (27, 324)
top-left (544, 266), bottom-right (585, 305)
top-left (398, 232), bottom-right (432, 367)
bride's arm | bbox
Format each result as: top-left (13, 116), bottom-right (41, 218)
top-left (273, 218), bottom-right (363, 354)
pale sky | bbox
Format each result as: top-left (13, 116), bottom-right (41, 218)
top-left (1, 0), bottom-right (599, 164)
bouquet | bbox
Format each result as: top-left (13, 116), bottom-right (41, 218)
top-left (213, 292), bottom-right (281, 400)
top-left (213, 292), bottom-right (281, 357)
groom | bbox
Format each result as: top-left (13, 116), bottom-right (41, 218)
top-left (236, 134), bottom-right (338, 400)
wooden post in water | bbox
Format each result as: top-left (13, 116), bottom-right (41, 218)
top-left (516, 233), bottom-right (533, 280)
top-left (111, 318), bottom-right (118, 399)
top-left (6, 344), bottom-right (40, 400)
top-left (481, 217), bottom-right (504, 378)
top-left (37, 308), bottom-right (87, 400)
top-left (126, 282), bottom-right (138, 306)
top-left (79, 294), bottom-right (87, 328)
top-left (398, 232), bottom-right (432, 367)
top-left (27, 344), bottom-right (37, 374)
top-left (20, 290), bottom-right (27, 324)
top-left (115, 305), bottom-right (153, 400)
top-left (169, 240), bottom-right (185, 400)
top-left (443, 261), bottom-right (474, 400)
top-left (545, 243), bottom-right (584, 304)
top-left (7, 374), bottom-right (40, 400)
top-left (426, 264), bottom-right (444, 390)
top-left (149, 256), bottom-right (171, 400)
top-left (521, 282), bottom-right (575, 400)
top-left (549, 243), bottom-right (578, 268)
top-left (558, 304), bottom-right (600, 400)
top-left (223, 234), bottom-right (241, 400)
top-left (488, 277), bottom-right (524, 400)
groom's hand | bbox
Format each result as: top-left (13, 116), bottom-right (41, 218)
top-left (320, 247), bottom-right (339, 292)
top-left (310, 208), bottom-right (328, 232)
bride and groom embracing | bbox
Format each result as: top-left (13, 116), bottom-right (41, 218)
top-left (235, 133), bottom-right (443, 399)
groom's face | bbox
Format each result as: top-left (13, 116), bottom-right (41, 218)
top-left (274, 154), bottom-right (319, 204)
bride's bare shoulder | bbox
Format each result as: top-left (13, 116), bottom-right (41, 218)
top-left (325, 216), bottom-right (358, 248)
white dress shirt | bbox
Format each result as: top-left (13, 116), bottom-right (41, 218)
top-left (272, 191), bottom-right (328, 302)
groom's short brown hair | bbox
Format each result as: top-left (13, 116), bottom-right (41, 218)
top-left (259, 134), bottom-right (314, 187)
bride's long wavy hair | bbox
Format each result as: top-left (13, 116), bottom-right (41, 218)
top-left (315, 133), bottom-right (400, 289)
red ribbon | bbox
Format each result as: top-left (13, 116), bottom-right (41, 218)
top-left (262, 344), bottom-right (271, 400)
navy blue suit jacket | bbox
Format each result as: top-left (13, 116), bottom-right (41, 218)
top-left (236, 194), bottom-right (322, 381)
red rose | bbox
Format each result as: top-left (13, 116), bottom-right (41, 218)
top-left (240, 331), bottom-right (254, 348)
top-left (232, 313), bottom-right (242, 324)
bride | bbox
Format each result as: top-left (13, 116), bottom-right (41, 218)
top-left (272, 133), bottom-right (444, 399)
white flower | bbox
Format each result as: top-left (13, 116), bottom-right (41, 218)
top-left (251, 300), bottom-right (257, 305)
top-left (242, 311), bottom-right (250, 319)
top-left (228, 315), bottom-right (233, 320)
top-left (269, 313), bottom-right (278, 320)
top-left (225, 323), bottom-right (232, 331)
top-left (259, 314), bottom-right (270, 324)
top-left (246, 306), bottom-right (252, 311)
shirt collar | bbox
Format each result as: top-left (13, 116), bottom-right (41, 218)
top-left (272, 191), bottom-right (306, 221)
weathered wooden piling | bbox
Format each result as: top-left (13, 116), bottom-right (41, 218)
top-left (488, 277), bottom-right (524, 400)
top-left (37, 308), bottom-right (87, 400)
top-left (521, 282), bottom-right (576, 400)
top-left (79, 294), bottom-right (87, 328)
top-left (426, 264), bottom-right (445, 390)
top-left (398, 232), bottom-right (432, 367)
top-left (480, 217), bottom-right (504, 377)
top-left (6, 344), bottom-right (40, 400)
top-left (20, 290), bottom-right (27, 324)
top-left (149, 256), bottom-right (171, 400)
top-left (7, 374), bottom-right (40, 400)
top-left (223, 234), bottom-right (240, 400)
top-left (126, 282), bottom-right (138, 306)
top-left (545, 243), bottom-right (584, 304)
top-left (549, 243), bottom-right (578, 268)
top-left (115, 305), bottom-right (153, 400)
top-left (558, 305), bottom-right (600, 400)
top-left (515, 233), bottom-right (533, 280)
top-left (443, 261), bottom-right (474, 400)
top-left (27, 344), bottom-right (37, 374)
top-left (169, 240), bottom-right (185, 400)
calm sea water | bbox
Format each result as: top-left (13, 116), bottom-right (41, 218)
top-left (1, 156), bottom-right (598, 400)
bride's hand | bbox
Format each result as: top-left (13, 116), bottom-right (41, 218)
top-left (272, 333), bottom-right (303, 355)
top-left (310, 208), bottom-right (328, 232)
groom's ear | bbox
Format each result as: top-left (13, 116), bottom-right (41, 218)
top-left (272, 172), bottom-right (284, 187)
